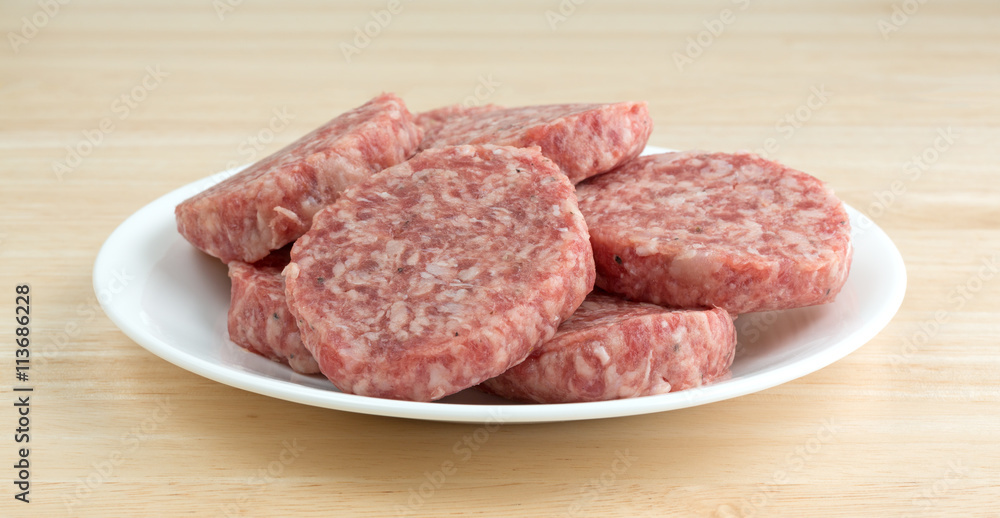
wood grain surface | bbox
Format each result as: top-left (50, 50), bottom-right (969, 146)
top-left (2, 0), bottom-right (998, 516)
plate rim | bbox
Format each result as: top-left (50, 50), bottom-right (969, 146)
top-left (93, 149), bottom-right (907, 424)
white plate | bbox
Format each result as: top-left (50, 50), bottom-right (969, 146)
top-left (94, 147), bottom-right (906, 423)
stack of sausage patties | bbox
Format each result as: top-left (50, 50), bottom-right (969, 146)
top-left (175, 93), bottom-right (852, 403)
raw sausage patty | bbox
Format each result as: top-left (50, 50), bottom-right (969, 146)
top-left (284, 145), bottom-right (595, 401)
top-left (414, 104), bottom-right (503, 134)
top-left (420, 102), bottom-right (652, 184)
top-left (176, 93), bottom-right (422, 263)
top-left (481, 291), bottom-right (736, 403)
top-left (227, 247), bottom-right (319, 374)
top-left (576, 152), bottom-right (852, 314)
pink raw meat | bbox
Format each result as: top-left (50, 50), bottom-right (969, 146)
top-left (482, 290), bottom-right (736, 403)
top-left (227, 247), bottom-right (319, 374)
top-left (414, 103), bottom-right (503, 134)
top-left (419, 102), bottom-right (652, 184)
top-left (176, 93), bottom-right (422, 263)
top-left (576, 151), bottom-right (853, 313)
top-left (284, 145), bottom-right (595, 401)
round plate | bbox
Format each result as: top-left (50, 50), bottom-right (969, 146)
top-left (94, 147), bottom-right (906, 423)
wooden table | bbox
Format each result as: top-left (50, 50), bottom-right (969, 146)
top-left (2, 1), bottom-right (998, 516)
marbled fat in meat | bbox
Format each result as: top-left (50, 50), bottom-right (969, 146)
top-left (420, 102), bottom-right (652, 184)
top-left (576, 151), bottom-right (853, 314)
top-left (176, 93), bottom-right (422, 263)
top-left (227, 247), bottom-right (319, 374)
top-left (481, 290), bottom-right (735, 403)
top-left (284, 145), bottom-right (595, 401)
top-left (414, 103), bottom-right (503, 134)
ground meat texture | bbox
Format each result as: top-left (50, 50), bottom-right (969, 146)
top-left (419, 102), bottom-right (652, 184)
top-left (414, 104), bottom-right (503, 134)
top-left (176, 93), bottom-right (422, 264)
top-left (227, 248), bottom-right (319, 374)
top-left (481, 291), bottom-right (736, 403)
top-left (577, 151), bottom-right (853, 314)
top-left (284, 145), bottom-right (595, 401)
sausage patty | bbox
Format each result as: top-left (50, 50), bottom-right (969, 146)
top-left (576, 151), bottom-right (852, 314)
top-left (227, 247), bottom-right (319, 374)
top-left (420, 102), bottom-right (652, 184)
top-left (481, 291), bottom-right (736, 403)
top-left (284, 145), bottom-right (595, 401)
top-left (176, 93), bottom-right (422, 263)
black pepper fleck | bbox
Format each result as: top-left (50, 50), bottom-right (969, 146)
top-left (614, 255), bottom-right (623, 265)
top-left (273, 312), bottom-right (279, 320)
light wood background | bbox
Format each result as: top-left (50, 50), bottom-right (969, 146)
top-left (2, 1), bottom-right (999, 516)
